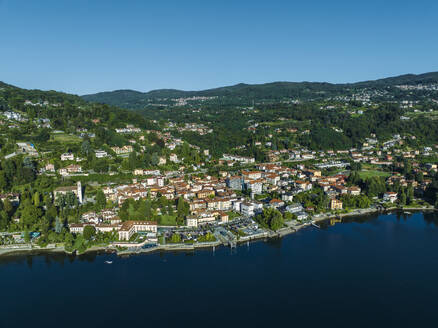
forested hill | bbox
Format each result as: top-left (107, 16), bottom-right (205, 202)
top-left (81, 72), bottom-right (438, 109)
top-left (0, 80), bottom-right (157, 132)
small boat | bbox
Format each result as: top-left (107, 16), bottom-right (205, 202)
top-left (104, 261), bottom-right (113, 264)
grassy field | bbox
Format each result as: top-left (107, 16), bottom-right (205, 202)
top-left (159, 214), bottom-right (178, 226)
top-left (358, 170), bottom-right (391, 179)
top-left (51, 133), bottom-right (82, 143)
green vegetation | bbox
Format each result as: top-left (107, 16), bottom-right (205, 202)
top-left (358, 170), bottom-right (391, 179)
top-left (254, 208), bottom-right (285, 231)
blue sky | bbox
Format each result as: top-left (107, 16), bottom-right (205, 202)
top-left (0, 0), bottom-right (437, 95)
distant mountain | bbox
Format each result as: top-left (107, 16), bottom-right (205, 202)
top-left (82, 72), bottom-right (438, 108)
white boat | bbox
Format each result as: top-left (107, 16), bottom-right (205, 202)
top-left (104, 261), bottom-right (113, 264)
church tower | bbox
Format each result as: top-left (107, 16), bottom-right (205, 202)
top-left (77, 181), bottom-right (83, 204)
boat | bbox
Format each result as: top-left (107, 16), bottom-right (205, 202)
top-left (104, 261), bottom-right (113, 264)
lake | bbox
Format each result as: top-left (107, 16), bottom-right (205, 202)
top-left (1, 212), bottom-right (438, 328)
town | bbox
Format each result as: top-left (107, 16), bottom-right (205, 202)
top-left (1, 74), bottom-right (438, 256)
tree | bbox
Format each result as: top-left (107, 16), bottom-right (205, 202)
top-left (95, 190), bottom-right (106, 211)
top-left (177, 197), bottom-right (185, 217)
top-left (33, 192), bottom-right (40, 207)
top-left (65, 192), bottom-right (78, 208)
top-left (0, 210), bottom-right (9, 230)
top-left (55, 216), bottom-right (63, 233)
top-left (283, 212), bottom-right (294, 221)
top-left (415, 171), bottom-right (424, 183)
top-left (407, 185), bottom-right (414, 205)
top-left (0, 172), bottom-right (8, 191)
top-left (81, 140), bottom-right (92, 156)
top-left (270, 214), bottom-right (283, 231)
top-left (151, 153), bottom-right (159, 166)
top-left (3, 199), bottom-right (13, 217)
top-left (399, 190), bottom-right (407, 205)
top-left (21, 204), bottom-right (42, 229)
top-left (23, 230), bottom-right (31, 243)
top-left (83, 225), bottom-right (96, 241)
top-left (255, 208), bottom-right (284, 231)
top-left (170, 233), bottom-right (181, 243)
top-left (167, 203), bottom-right (174, 216)
top-left (128, 152), bottom-right (137, 170)
top-left (145, 200), bottom-right (152, 218)
top-left (64, 232), bottom-right (74, 250)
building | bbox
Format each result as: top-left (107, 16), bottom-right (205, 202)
top-left (296, 212), bottom-right (309, 221)
top-left (53, 181), bottom-right (83, 204)
top-left (169, 154), bottom-right (178, 163)
top-left (246, 180), bottom-right (263, 195)
top-left (383, 192), bottom-right (398, 203)
top-left (330, 198), bottom-right (343, 210)
top-left (45, 163), bottom-right (55, 172)
top-left (111, 145), bottom-right (133, 155)
top-left (95, 150), bottom-right (108, 158)
top-left (285, 203), bottom-right (303, 213)
top-left (240, 202), bottom-right (262, 216)
top-left (269, 199), bottom-right (284, 208)
top-left (186, 214), bottom-right (216, 228)
top-left (281, 194), bottom-right (294, 202)
top-left (118, 221), bottom-right (157, 241)
top-left (61, 153), bottom-right (75, 161)
top-left (226, 176), bottom-right (243, 191)
top-left (66, 164), bottom-right (82, 173)
top-left (0, 193), bottom-right (20, 206)
top-left (16, 142), bottom-right (38, 156)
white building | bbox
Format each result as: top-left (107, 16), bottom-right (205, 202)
top-left (61, 153), bottom-right (75, 161)
top-left (95, 150), bottom-right (108, 158)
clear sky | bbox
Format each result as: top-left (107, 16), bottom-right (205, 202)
top-left (1, 0), bottom-right (437, 95)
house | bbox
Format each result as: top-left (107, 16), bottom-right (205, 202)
top-left (95, 150), bottom-right (108, 158)
top-left (285, 203), bottom-right (304, 213)
top-left (264, 173), bottom-right (280, 186)
top-left (330, 198), bottom-right (343, 210)
top-left (61, 153), bottom-right (74, 161)
top-left (111, 145), bottom-right (133, 155)
top-left (383, 192), bottom-right (398, 203)
top-left (65, 164), bottom-right (82, 173)
top-left (269, 199), bottom-right (284, 208)
top-left (295, 180), bottom-right (312, 191)
top-left (281, 194), bottom-right (294, 202)
top-left (158, 156), bottom-right (167, 165)
top-left (45, 163), bottom-right (55, 172)
top-left (169, 153), bottom-right (178, 163)
top-left (0, 193), bottom-right (20, 206)
top-left (296, 211), bottom-right (309, 221)
top-left (16, 142), bottom-right (38, 156)
top-left (348, 186), bottom-right (361, 196)
top-left (242, 171), bottom-right (262, 181)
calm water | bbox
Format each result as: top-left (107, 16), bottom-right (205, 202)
top-left (2, 212), bottom-right (438, 328)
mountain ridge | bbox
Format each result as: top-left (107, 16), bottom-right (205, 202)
top-left (80, 71), bottom-right (438, 109)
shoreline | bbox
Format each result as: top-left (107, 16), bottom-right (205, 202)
top-left (0, 206), bottom-right (435, 258)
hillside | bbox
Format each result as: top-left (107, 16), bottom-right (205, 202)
top-left (82, 72), bottom-right (438, 109)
